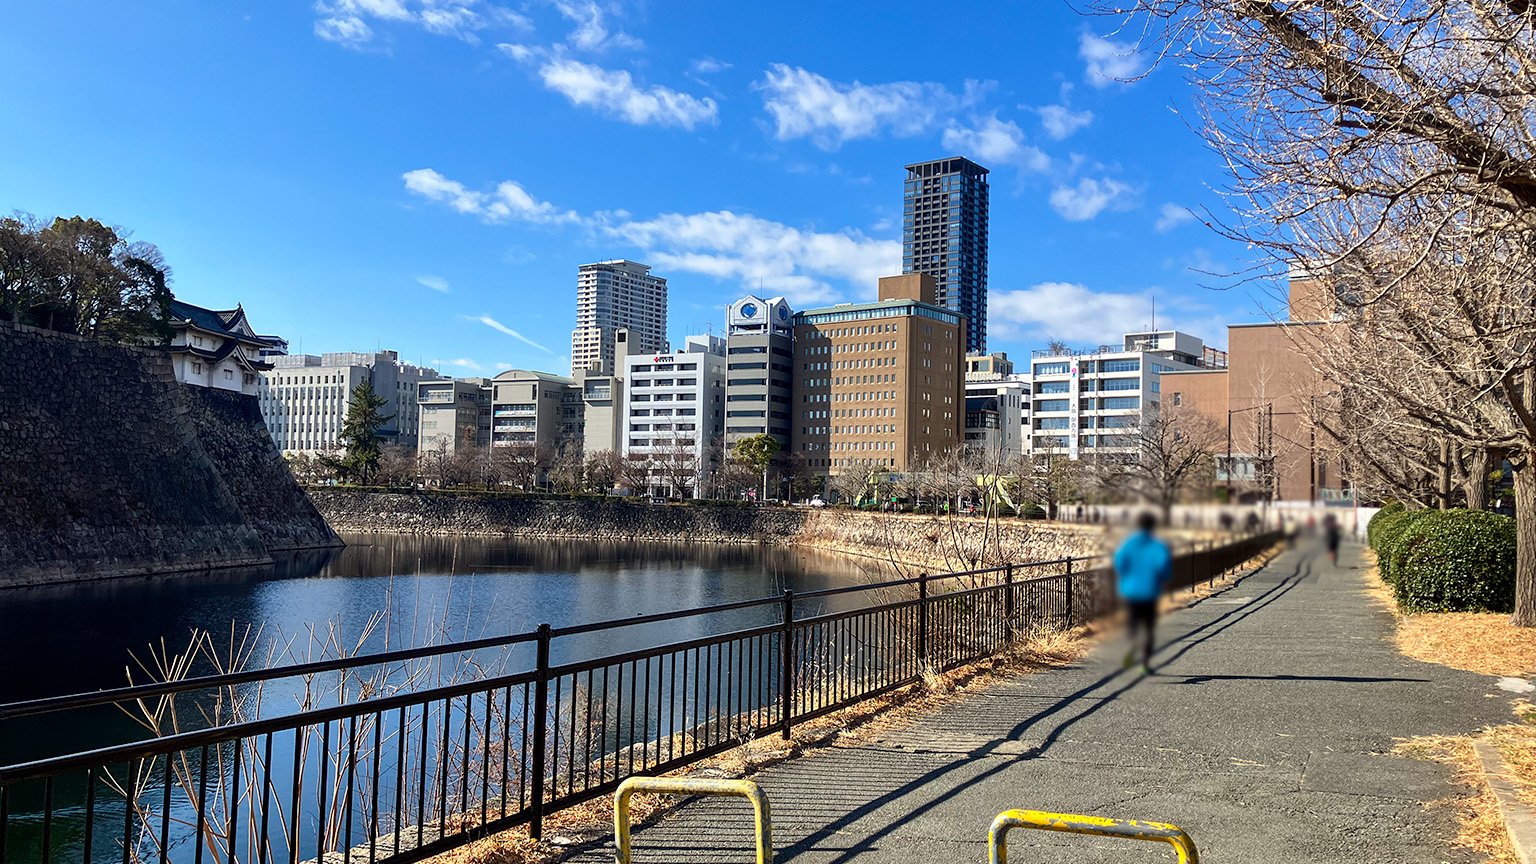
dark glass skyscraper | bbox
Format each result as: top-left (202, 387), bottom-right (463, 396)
top-left (902, 157), bottom-right (989, 353)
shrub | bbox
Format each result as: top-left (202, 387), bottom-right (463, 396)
top-left (1390, 509), bottom-right (1515, 613)
top-left (1372, 508), bottom-right (1433, 584)
top-left (1367, 501), bottom-right (1405, 548)
top-left (1021, 504), bottom-right (1048, 520)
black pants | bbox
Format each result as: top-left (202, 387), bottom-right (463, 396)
top-left (1127, 600), bottom-right (1158, 665)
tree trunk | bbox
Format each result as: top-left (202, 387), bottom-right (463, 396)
top-left (1511, 463), bottom-right (1536, 627)
top-left (1437, 439), bottom-right (1452, 510)
top-left (1465, 447), bottom-right (1490, 511)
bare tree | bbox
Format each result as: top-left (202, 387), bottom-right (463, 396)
top-left (1115, 405), bottom-right (1223, 522)
top-left (491, 441), bottom-right (543, 491)
top-left (1098, 0), bottom-right (1536, 624)
top-left (584, 449), bottom-right (622, 495)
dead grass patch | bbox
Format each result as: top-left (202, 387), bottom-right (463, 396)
top-left (1393, 733), bottom-right (1518, 864)
top-left (1359, 550), bottom-right (1535, 678)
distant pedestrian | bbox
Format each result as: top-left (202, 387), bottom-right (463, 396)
top-left (1114, 512), bottom-right (1173, 674)
top-left (1323, 514), bottom-right (1341, 566)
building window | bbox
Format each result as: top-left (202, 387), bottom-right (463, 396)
top-left (1172, 392), bottom-right (1182, 406)
top-left (192, 362), bottom-right (203, 374)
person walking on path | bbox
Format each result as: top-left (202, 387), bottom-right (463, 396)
top-left (1115, 512), bottom-right (1173, 673)
top-left (1323, 513), bottom-right (1341, 566)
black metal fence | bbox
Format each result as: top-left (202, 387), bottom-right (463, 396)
top-left (0, 532), bottom-right (1278, 864)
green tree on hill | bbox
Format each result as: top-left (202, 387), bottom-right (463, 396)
top-left (732, 433), bottom-right (780, 501)
top-left (325, 381), bottom-right (393, 485)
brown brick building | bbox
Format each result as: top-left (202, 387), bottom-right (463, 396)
top-left (1162, 272), bottom-right (1348, 503)
top-left (792, 273), bottom-right (965, 475)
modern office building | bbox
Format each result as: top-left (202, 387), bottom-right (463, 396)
top-left (259, 351), bottom-right (439, 453)
top-left (723, 295), bottom-right (795, 454)
top-left (792, 273), bottom-right (965, 475)
top-left (903, 157), bottom-right (990, 353)
top-left (488, 370), bottom-right (580, 452)
top-left (577, 328), bottom-right (642, 456)
top-left (1026, 331), bottom-right (1225, 459)
top-left (964, 377), bottom-right (1030, 462)
top-left (417, 377), bottom-right (492, 454)
top-left (965, 352), bottom-right (1015, 382)
top-left (166, 300), bottom-right (279, 396)
top-left (570, 260), bottom-right (668, 377)
top-left (621, 335), bottom-right (727, 498)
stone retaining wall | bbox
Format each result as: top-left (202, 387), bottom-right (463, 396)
top-left (0, 322), bottom-right (339, 587)
top-left (309, 490), bottom-right (1105, 570)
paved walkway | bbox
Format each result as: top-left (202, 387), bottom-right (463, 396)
top-left (568, 543), bottom-right (1520, 863)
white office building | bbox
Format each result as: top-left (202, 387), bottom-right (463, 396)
top-left (621, 334), bottom-right (726, 498)
top-left (259, 351), bottom-right (440, 454)
top-left (964, 378), bottom-right (1031, 462)
top-left (571, 260), bottom-right (668, 378)
top-left (1028, 331), bottom-right (1226, 459)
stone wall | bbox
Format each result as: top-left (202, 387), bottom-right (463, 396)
top-left (0, 322), bottom-right (339, 588)
top-left (309, 490), bottom-right (1104, 570)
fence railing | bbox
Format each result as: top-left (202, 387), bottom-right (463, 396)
top-left (0, 531), bottom-right (1278, 864)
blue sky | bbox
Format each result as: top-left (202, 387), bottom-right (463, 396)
top-left (1, 0), bottom-right (1281, 377)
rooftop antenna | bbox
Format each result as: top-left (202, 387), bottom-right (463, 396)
top-left (1150, 294), bottom-right (1157, 332)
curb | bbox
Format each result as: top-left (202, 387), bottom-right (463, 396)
top-left (1475, 740), bottom-right (1536, 864)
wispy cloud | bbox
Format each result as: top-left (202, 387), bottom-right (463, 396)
top-left (473, 314), bottom-right (555, 353)
top-left (756, 64), bottom-right (987, 150)
top-left (1079, 33), bottom-right (1147, 87)
top-left (1049, 176), bottom-right (1138, 221)
top-left (1036, 104), bottom-right (1094, 140)
top-left (553, 0), bottom-right (642, 52)
top-left (941, 115), bottom-right (1050, 172)
top-left (690, 56), bottom-right (731, 75)
top-left (532, 56), bottom-right (718, 129)
top-left (402, 168), bottom-right (582, 224)
top-left (1154, 203), bottom-right (1197, 232)
top-left (407, 167), bottom-right (898, 306)
top-left (312, 0), bottom-right (530, 49)
top-left (415, 274), bottom-right (451, 293)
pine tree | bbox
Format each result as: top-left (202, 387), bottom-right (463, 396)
top-left (327, 381), bottom-right (393, 485)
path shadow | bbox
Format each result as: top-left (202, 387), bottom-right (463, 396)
top-left (1159, 673), bottom-right (1427, 684)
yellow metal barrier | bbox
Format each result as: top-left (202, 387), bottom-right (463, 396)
top-left (988, 809), bottom-right (1199, 864)
top-left (613, 776), bottom-right (773, 864)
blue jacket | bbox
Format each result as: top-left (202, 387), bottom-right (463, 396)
top-left (1114, 531), bottom-right (1173, 603)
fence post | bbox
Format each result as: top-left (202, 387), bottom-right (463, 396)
top-left (917, 573), bottom-right (930, 664)
top-left (1064, 558), bottom-right (1074, 627)
top-left (780, 590), bottom-right (794, 740)
top-left (529, 622), bottom-right (552, 841)
top-left (1003, 563), bottom-right (1015, 621)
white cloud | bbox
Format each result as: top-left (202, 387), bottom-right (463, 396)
top-left (474, 315), bottom-right (555, 353)
top-left (757, 64), bottom-right (984, 150)
top-left (535, 57), bottom-right (718, 129)
top-left (404, 167), bottom-right (897, 306)
top-left (1049, 176), bottom-right (1137, 221)
top-left (690, 56), bottom-right (731, 75)
top-left (446, 357), bottom-right (483, 370)
top-left (607, 210), bottom-right (900, 306)
top-left (553, 0), bottom-right (641, 51)
top-left (312, 0), bottom-right (530, 48)
top-left (992, 282), bottom-right (1154, 343)
top-left (416, 275), bottom-right (451, 293)
top-left (1155, 202), bottom-right (1197, 232)
top-left (402, 168), bottom-right (582, 224)
top-left (1079, 33), bottom-right (1147, 87)
top-left (1036, 104), bottom-right (1094, 140)
top-left (941, 115), bottom-right (1050, 172)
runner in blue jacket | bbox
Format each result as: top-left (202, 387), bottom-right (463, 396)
top-left (1114, 512), bottom-right (1173, 673)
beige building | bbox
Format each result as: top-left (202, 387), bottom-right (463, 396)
top-left (571, 260), bottom-right (667, 377)
top-left (417, 378), bottom-right (491, 454)
top-left (792, 273), bottom-right (965, 475)
top-left (490, 370), bottom-right (580, 453)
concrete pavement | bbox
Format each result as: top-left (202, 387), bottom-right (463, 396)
top-left (567, 543), bottom-right (1520, 863)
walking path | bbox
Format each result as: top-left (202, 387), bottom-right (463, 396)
top-left (567, 543), bottom-right (1520, 863)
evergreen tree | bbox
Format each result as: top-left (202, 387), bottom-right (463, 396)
top-left (327, 381), bottom-right (393, 485)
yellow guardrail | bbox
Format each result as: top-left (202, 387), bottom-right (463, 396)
top-left (988, 809), bottom-right (1199, 864)
top-left (613, 776), bottom-right (773, 864)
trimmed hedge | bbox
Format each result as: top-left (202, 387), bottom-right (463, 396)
top-left (1388, 509), bottom-right (1516, 613)
top-left (1367, 501), bottom-right (1405, 549)
top-left (1371, 508), bottom-right (1434, 585)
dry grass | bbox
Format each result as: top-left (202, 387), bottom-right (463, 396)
top-left (1487, 712), bottom-right (1536, 812)
top-left (1359, 550), bottom-right (1536, 678)
top-left (1393, 734), bottom-right (1520, 864)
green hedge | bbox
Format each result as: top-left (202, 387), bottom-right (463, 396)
top-left (1366, 502), bottom-right (1405, 548)
top-left (1388, 509), bottom-right (1515, 613)
top-left (1371, 508), bottom-right (1434, 585)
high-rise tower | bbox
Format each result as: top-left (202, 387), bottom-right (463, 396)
top-left (902, 157), bottom-right (989, 353)
top-left (571, 260), bottom-right (668, 377)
